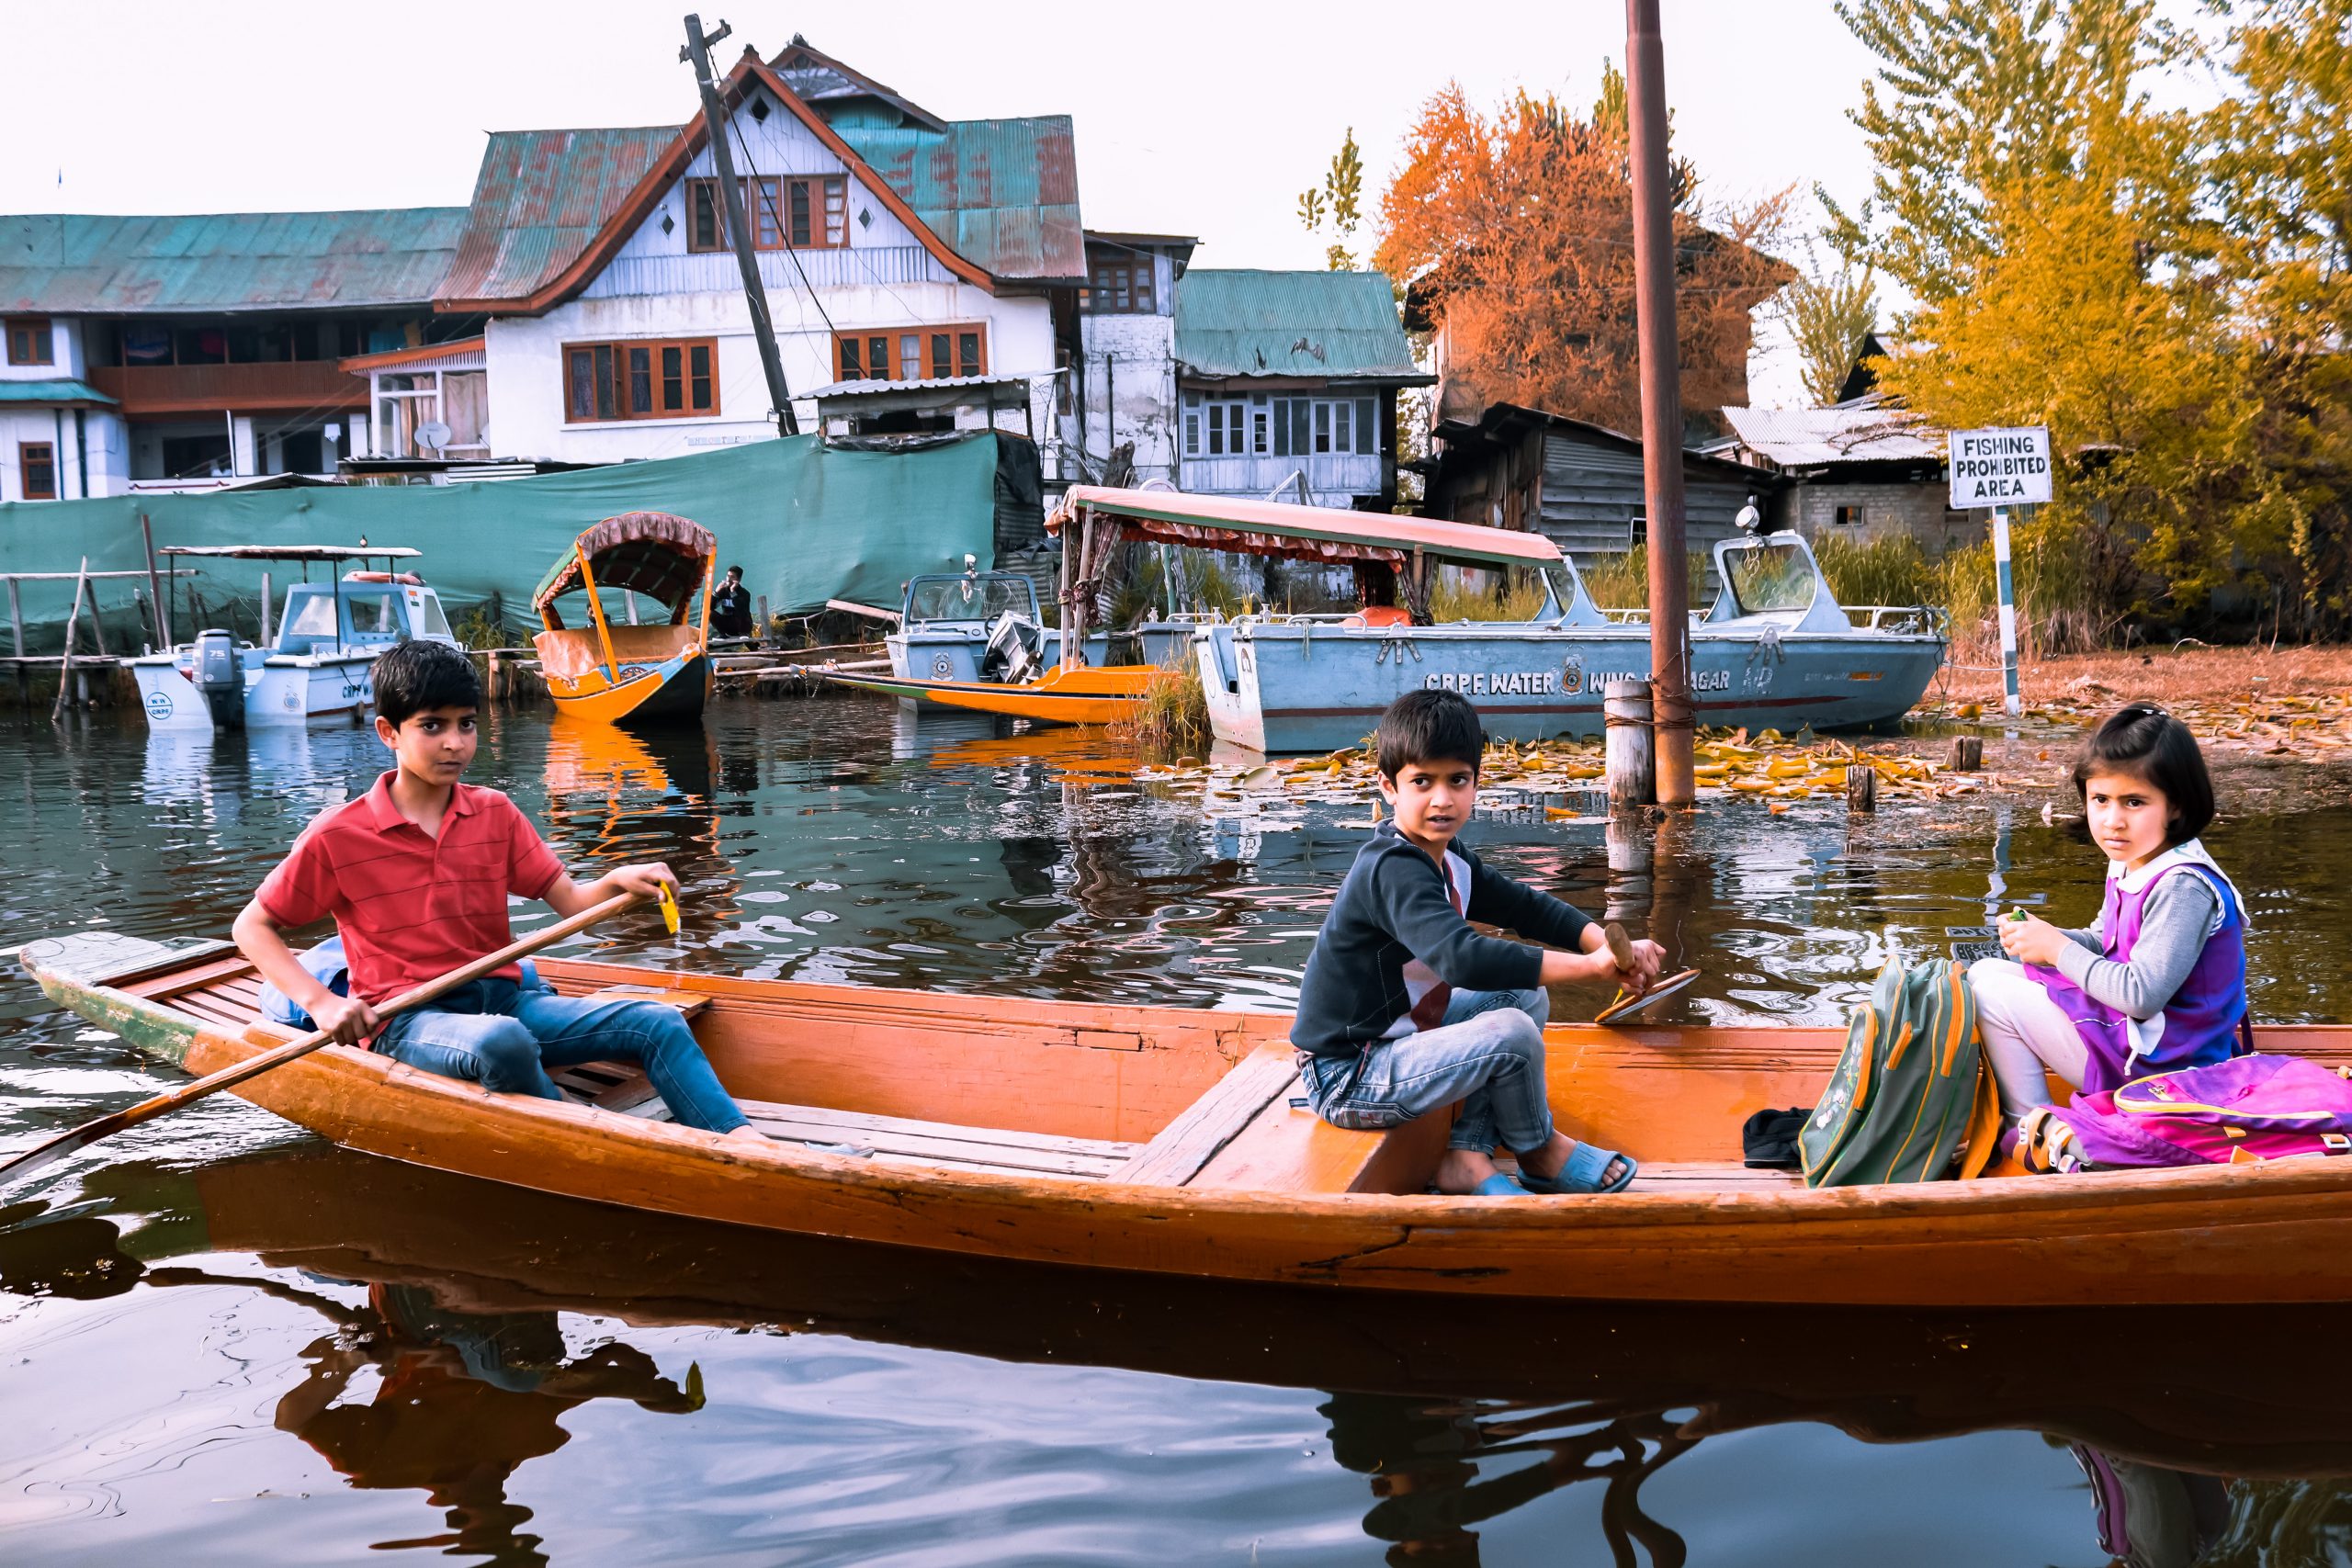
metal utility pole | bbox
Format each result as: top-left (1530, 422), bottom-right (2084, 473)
top-left (1626, 0), bottom-right (1694, 807)
top-left (681, 14), bottom-right (798, 435)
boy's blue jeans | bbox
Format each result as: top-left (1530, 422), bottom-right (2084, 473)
top-left (374, 977), bottom-right (750, 1134)
top-left (1300, 987), bottom-right (1555, 1156)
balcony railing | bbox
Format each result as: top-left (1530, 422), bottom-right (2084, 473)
top-left (86, 362), bottom-right (368, 416)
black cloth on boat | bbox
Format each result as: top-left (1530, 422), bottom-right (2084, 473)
top-left (1742, 1108), bottom-right (1813, 1169)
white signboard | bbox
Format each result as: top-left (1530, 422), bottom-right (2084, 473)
top-left (1949, 425), bottom-right (2052, 509)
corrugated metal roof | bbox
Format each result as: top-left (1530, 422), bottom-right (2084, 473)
top-left (0, 209), bottom-right (465, 314)
top-left (1719, 400), bottom-right (1944, 466)
top-left (1173, 270), bottom-right (1427, 381)
top-left (0, 378), bottom-right (114, 405)
top-left (804, 370), bottom-right (1049, 400)
top-left (834, 118), bottom-right (1084, 283)
top-left (436, 127), bottom-right (678, 306)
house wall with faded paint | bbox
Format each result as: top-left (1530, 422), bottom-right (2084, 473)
top-left (482, 80), bottom-right (1057, 462)
top-left (1, 317), bottom-right (85, 382)
top-left (1792, 476), bottom-right (1972, 554)
top-left (1074, 305), bottom-right (1177, 484)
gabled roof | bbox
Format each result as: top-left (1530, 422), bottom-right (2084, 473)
top-left (0, 209), bottom-right (464, 315)
top-left (1719, 396), bottom-right (1943, 468)
top-left (435, 128), bottom-right (677, 310)
top-left (832, 118), bottom-right (1084, 283)
top-left (1173, 270), bottom-right (1429, 382)
top-left (769, 35), bottom-right (947, 133)
top-left (433, 51), bottom-right (999, 314)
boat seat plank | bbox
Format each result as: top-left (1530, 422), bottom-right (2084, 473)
top-left (579, 985), bottom-right (712, 1019)
top-left (1496, 1157), bottom-right (1804, 1195)
top-left (1187, 1093), bottom-right (1454, 1196)
top-left (1112, 1044), bottom-right (1303, 1187)
top-left (735, 1097), bottom-right (1136, 1181)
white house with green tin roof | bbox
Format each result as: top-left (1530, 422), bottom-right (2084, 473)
top-left (1076, 265), bottom-right (1431, 509)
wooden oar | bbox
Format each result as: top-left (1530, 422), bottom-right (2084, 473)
top-left (1594, 921), bottom-right (1702, 1025)
top-left (0, 890), bottom-right (655, 1191)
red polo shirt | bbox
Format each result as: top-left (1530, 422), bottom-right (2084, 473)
top-left (256, 773), bottom-right (567, 1005)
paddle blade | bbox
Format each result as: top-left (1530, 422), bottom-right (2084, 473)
top-left (658, 883), bottom-right (681, 935)
top-left (0, 1109), bottom-right (134, 1192)
top-left (1595, 968), bottom-right (1703, 1026)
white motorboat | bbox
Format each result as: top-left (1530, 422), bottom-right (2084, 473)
top-left (132, 545), bottom-right (462, 732)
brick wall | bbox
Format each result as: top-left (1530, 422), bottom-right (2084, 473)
top-left (1797, 480), bottom-right (1974, 555)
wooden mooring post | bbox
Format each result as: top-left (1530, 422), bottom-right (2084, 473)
top-left (1604, 679), bottom-right (1657, 811)
top-left (1847, 759), bottom-right (1878, 813)
top-left (1950, 736), bottom-right (1984, 773)
top-left (51, 558), bottom-right (89, 723)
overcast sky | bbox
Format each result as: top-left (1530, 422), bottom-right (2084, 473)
top-left (1, 0), bottom-right (1892, 405)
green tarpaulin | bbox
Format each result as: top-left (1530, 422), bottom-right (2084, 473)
top-left (0, 434), bottom-right (997, 652)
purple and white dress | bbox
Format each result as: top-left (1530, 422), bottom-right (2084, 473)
top-left (2026, 840), bottom-right (2252, 1093)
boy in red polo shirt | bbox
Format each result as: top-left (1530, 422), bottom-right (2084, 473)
top-left (232, 641), bottom-right (753, 1137)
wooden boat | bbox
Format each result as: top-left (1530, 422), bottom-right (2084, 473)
top-left (531, 512), bottom-right (716, 724)
top-left (827, 662), bottom-right (1156, 726)
top-left (46, 1143), bottom-right (2352, 1475)
top-left (24, 929), bottom-right (2352, 1307)
top-left (1047, 486), bottom-right (1949, 753)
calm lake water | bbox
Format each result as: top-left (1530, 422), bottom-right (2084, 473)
top-left (4, 695), bottom-right (2349, 1565)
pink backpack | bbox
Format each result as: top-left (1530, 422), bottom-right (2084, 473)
top-left (2021, 1055), bottom-right (2352, 1173)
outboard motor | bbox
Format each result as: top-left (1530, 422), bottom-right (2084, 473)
top-left (980, 610), bottom-right (1042, 684)
top-left (190, 628), bottom-right (244, 728)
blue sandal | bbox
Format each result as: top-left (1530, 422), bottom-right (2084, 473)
top-left (1471, 1172), bottom-right (1531, 1196)
top-left (1519, 1141), bottom-right (1638, 1195)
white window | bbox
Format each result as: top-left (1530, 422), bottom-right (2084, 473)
top-left (1183, 392), bottom-right (1383, 458)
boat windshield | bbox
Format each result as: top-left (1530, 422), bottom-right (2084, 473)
top-left (907, 575), bottom-right (1035, 624)
top-left (284, 593), bottom-right (338, 638)
top-left (344, 590), bottom-right (404, 637)
top-left (1431, 562), bottom-right (1570, 622)
top-left (411, 592), bottom-right (454, 641)
top-left (1723, 542), bottom-right (1821, 615)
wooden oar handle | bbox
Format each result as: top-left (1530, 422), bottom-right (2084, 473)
top-left (0, 889), bottom-right (650, 1190)
top-left (1602, 922), bottom-right (1635, 970)
top-left (166, 890), bottom-right (645, 1111)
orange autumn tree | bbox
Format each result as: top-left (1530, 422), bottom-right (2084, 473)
top-left (1377, 70), bottom-right (1794, 435)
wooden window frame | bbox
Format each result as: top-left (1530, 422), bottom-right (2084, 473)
top-left (6, 316), bottom-right (53, 367)
top-left (1083, 257), bottom-right (1156, 315)
top-left (1185, 393), bottom-right (1385, 459)
top-left (561, 337), bottom-right (720, 423)
top-left (18, 441), bottom-right (57, 501)
top-left (831, 322), bottom-right (989, 384)
top-left (687, 175), bottom-right (849, 254)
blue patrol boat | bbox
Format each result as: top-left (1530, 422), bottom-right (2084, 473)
top-left (1046, 487), bottom-right (1947, 754)
top-left (130, 545), bottom-right (461, 732)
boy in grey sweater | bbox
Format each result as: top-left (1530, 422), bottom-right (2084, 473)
top-left (1293, 691), bottom-right (1662, 1195)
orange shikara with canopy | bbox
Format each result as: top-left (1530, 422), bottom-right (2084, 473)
top-left (533, 512), bottom-right (717, 724)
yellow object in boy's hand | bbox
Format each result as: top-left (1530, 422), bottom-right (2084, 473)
top-left (658, 881), bottom-right (681, 934)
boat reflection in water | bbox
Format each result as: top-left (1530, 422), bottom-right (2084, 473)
top-left (7, 1145), bottom-right (2350, 1564)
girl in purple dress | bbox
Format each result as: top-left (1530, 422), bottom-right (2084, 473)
top-left (1970, 704), bottom-right (2251, 1121)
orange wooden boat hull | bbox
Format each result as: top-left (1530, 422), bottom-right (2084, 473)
top-left (829, 664), bottom-right (1150, 726)
top-left (26, 932), bottom-right (2352, 1307)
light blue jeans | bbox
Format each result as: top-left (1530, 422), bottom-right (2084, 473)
top-left (375, 977), bottom-right (750, 1134)
top-left (1302, 987), bottom-right (1554, 1155)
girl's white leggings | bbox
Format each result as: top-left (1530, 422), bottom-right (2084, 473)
top-left (1968, 958), bottom-right (2092, 1117)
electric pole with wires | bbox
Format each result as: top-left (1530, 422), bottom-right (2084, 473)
top-left (681, 15), bottom-right (797, 435)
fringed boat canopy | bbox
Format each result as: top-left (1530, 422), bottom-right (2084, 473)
top-left (534, 512), bottom-right (716, 627)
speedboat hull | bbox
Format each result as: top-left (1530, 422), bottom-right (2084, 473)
top-left (1198, 622), bottom-right (1947, 753)
top-left (132, 650), bottom-right (376, 731)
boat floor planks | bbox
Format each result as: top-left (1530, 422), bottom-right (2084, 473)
top-left (25, 930), bottom-right (2352, 1306)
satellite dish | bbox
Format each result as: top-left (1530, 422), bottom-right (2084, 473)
top-left (415, 421), bottom-right (452, 452)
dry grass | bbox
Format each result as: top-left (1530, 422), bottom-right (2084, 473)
top-left (1114, 663), bottom-right (1210, 755)
top-left (1929, 643), bottom-right (2352, 709)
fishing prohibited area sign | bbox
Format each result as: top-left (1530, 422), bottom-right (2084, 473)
top-left (1949, 426), bottom-right (2052, 509)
